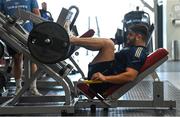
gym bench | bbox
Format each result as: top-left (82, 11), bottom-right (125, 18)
top-left (76, 48), bottom-right (176, 109)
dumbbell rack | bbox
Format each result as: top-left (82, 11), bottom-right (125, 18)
top-left (0, 7), bottom-right (82, 115)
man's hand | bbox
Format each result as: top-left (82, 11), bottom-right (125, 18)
top-left (91, 72), bottom-right (106, 82)
top-left (33, 8), bottom-right (40, 16)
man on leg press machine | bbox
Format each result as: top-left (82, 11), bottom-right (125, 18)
top-left (71, 24), bottom-right (149, 97)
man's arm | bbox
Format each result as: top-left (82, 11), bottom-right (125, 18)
top-left (91, 67), bottom-right (139, 84)
top-left (31, 0), bottom-right (40, 16)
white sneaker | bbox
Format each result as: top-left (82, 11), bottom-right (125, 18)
top-left (30, 88), bottom-right (43, 96)
top-left (15, 87), bottom-right (22, 95)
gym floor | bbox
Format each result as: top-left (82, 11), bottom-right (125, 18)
top-left (5, 58), bottom-right (180, 116)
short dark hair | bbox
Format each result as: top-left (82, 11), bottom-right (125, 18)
top-left (129, 25), bottom-right (147, 35)
top-left (128, 24), bottom-right (148, 41)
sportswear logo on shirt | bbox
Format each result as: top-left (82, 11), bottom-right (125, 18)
top-left (7, 5), bottom-right (28, 10)
top-left (135, 47), bottom-right (143, 58)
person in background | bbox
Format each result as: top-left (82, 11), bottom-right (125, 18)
top-left (0, 0), bottom-right (42, 96)
top-left (40, 2), bottom-right (53, 21)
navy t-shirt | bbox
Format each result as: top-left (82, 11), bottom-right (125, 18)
top-left (88, 45), bottom-right (148, 79)
top-left (112, 46), bottom-right (148, 74)
top-left (0, 0), bottom-right (39, 32)
top-left (88, 45), bottom-right (148, 95)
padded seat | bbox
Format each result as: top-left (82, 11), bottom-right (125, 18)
top-left (77, 48), bottom-right (169, 99)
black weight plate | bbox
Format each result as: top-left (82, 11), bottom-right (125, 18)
top-left (28, 22), bottom-right (69, 64)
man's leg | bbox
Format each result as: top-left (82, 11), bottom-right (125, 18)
top-left (14, 54), bottom-right (42, 96)
top-left (14, 53), bottom-right (23, 95)
top-left (29, 63), bottom-right (42, 96)
top-left (70, 37), bottom-right (115, 64)
top-left (73, 38), bottom-right (115, 98)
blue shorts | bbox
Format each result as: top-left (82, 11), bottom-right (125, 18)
top-left (88, 61), bottom-right (115, 95)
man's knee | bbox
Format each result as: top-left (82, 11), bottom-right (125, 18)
top-left (103, 39), bottom-right (115, 50)
top-left (32, 63), bottom-right (37, 71)
top-left (14, 53), bottom-right (23, 64)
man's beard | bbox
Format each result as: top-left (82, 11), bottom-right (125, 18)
top-left (126, 37), bottom-right (136, 46)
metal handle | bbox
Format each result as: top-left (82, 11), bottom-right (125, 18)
top-left (68, 5), bottom-right (79, 30)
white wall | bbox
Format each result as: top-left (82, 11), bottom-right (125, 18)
top-left (165, 0), bottom-right (180, 59)
top-left (37, 0), bottom-right (153, 37)
top-left (37, 0), bottom-right (154, 74)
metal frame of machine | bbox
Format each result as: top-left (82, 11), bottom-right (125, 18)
top-left (0, 5), bottom-right (176, 115)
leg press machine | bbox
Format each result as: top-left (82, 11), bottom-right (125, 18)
top-left (0, 6), bottom-right (176, 115)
